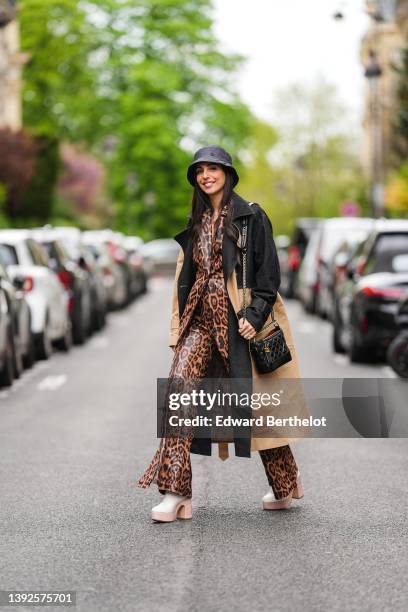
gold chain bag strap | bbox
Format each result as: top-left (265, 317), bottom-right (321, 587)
top-left (241, 206), bottom-right (292, 374)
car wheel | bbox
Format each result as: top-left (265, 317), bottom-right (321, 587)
top-left (387, 333), bottom-right (408, 378)
top-left (73, 306), bottom-right (86, 345)
top-left (35, 315), bottom-right (53, 360)
top-left (55, 321), bottom-right (73, 352)
top-left (12, 332), bottom-right (24, 379)
top-left (95, 305), bottom-right (106, 331)
top-left (0, 326), bottom-right (15, 387)
top-left (23, 331), bottom-right (36, 369)
top-left (347, 327), bottom-right (368, 363)
top-left (139, 278), bottom-right (146, 295)
top-left (332, 307), bottom-right (345, 354)
top-left (304, 292), bottom-right (316, 314)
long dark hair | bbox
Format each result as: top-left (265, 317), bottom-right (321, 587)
top-left (190, 166), bottom-right (239, 249)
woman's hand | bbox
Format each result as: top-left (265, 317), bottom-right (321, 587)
top-left (238, 318), bottom-right (257, 340)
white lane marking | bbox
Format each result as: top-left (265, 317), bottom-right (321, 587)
top-left (37, 375), bottom-right (67, 391)
top-left (381, 366), bottom-right (398, 379)
top-left (89, 336), bottom-right (110, 349)
top-left (333, 355), bottom-right (349, 366)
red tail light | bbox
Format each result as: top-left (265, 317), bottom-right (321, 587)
top-left (58, 269), bottom-right (72, 291)
top-left (361, 286), bottom-right (406, 299)
top-left (288, 245), bottom-right (301, 271)
top-left (23, 276), bottom-right (34, 292)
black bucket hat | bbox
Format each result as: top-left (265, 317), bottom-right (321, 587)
top-left (187, 145), bottom-right (239, 187)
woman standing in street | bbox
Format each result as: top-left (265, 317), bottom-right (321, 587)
top-left (137, 145), bottom-right (305, 522)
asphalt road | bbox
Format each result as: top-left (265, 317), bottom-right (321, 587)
top-left (1, 277), bottom-right (407, 612)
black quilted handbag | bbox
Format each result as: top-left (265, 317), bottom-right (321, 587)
top-left (241, 212), bottom-right (292, 374)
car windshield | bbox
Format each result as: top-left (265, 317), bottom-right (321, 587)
top-left (85, 244), bottom-right (101, 259)
top-left (58, 236), bottom-right (80, 260)
top-left (320, 220), bottom-right (373, 262)
top-left (0, 243), bottom-right (18, 266)
top-left (365, 233), bottom-right (408, 274)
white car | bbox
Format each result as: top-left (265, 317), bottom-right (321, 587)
top-left (0, 230), bottom-right (72, 359)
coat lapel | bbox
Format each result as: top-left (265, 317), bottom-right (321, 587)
top-left (222, 193), bottom-right (255, 284)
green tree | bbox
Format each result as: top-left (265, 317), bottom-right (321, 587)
top-left (20, 0), bottom-right (97, 141)
top-left (240, 79), bottom-right (369, 235)
top-left (101, 0), bottom-right (253, 238)
top-left (19, 0), bottom-right (253, 236)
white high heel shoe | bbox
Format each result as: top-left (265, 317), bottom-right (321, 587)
top-left (262, 471), bottom-right (304, 510)
top-left (151, 492), bottom-right (192, 522)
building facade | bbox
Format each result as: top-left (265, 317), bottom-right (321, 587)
top-left (360, 0), bottom-right (408, 214)
top-left (0, 1), bottom-right (27, 130)
top-left (361, 1), bottom-right (403, 173)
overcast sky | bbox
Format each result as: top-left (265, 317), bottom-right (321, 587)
top-left (213, 0), bottom-right (370, 127)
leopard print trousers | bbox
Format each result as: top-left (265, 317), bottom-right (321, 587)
top-left (136, 317), bottom-right (299, 500)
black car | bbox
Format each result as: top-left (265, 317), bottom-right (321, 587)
top-left (0, 265), bottom-right (16, 386)
top-left (333, 220), bottom-right (408, 362)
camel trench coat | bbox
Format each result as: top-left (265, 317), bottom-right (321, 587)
top-left (168, 194), bottom-right (309, 460)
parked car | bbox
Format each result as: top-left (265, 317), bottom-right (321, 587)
top-left (79, 246), bottom-right (108, 330)
top-left (0, 230), bottom-right (71, 359)
top-left (82, 231), bottom-right (128, 310)
top-left (0, 248), bottom-right (34, 372)
top-left (323, 220), bottom-right (375, 322)
top-left (106, 232), bottom-right (135, 305)
top-left (50, 227), bottom-right (107, 332)
top-left (275, 235), bottom-right (290, 295)
top-left (0, 254), bottom-right (19, 386)
top-left (331, 238), bottom-right (368, 354)
top-left (32, 229), bottom-right (93, 345)
top-left (280, 218), bottom-right (322, 298)
top-left (296, 228), bottom-right (322, 313)
top-left (333, 220), bottom-right (408, 362)
top-left (123, 236), bottom-right (148, 297)
top-left (141, 239), bottom-right (180, 274)
top-left (312, 217), bottom-right (375, 318)
top-left (386, 290), bottom-right (408, 378)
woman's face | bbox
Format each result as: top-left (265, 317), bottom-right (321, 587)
top-left (195, 162), bottom-right (226, 197)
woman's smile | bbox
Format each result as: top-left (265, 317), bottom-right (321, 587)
top-left (196, 163), bottom-right (226, 194)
